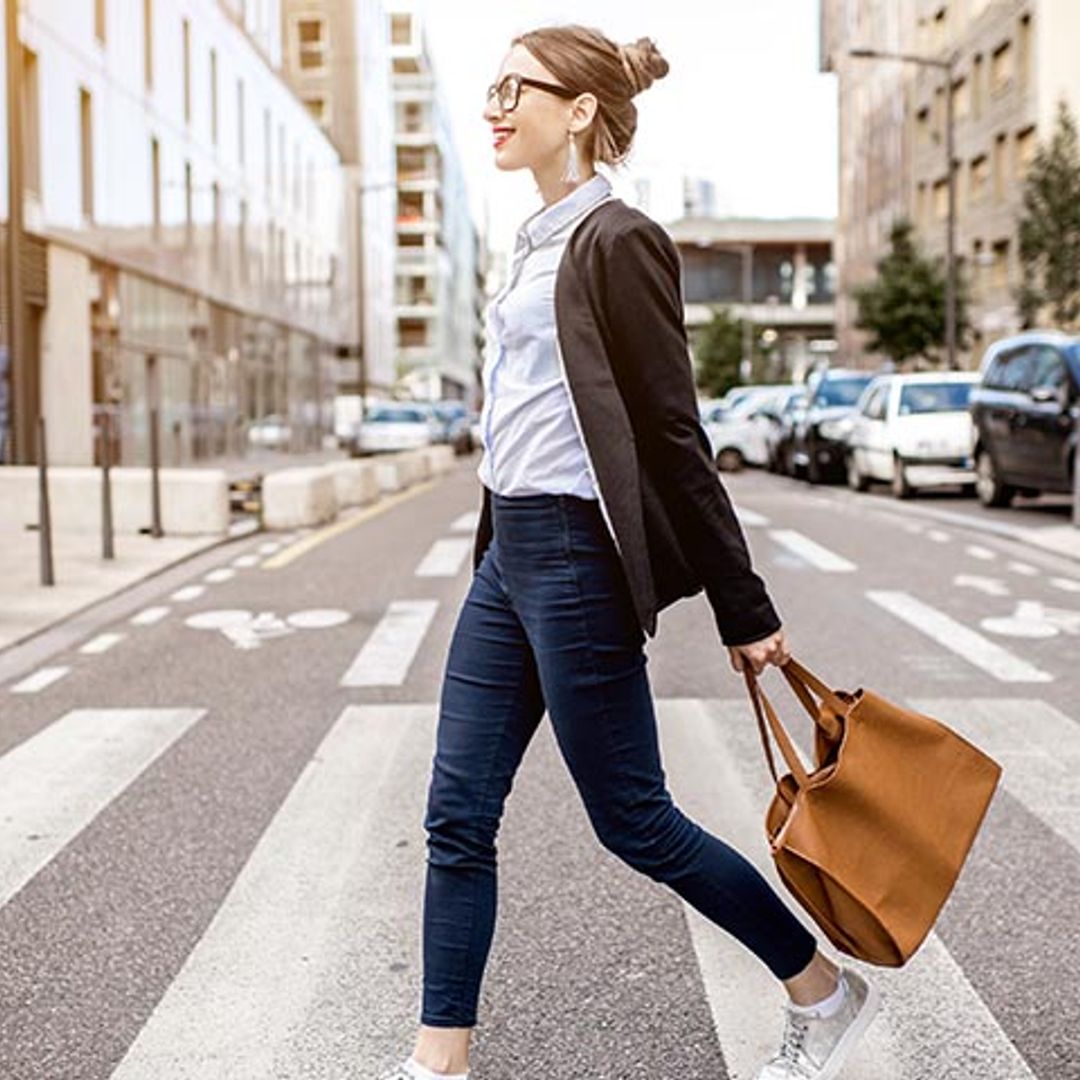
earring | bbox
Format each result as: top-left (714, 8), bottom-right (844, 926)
top-left (561, 131), bottom-right (581, 184)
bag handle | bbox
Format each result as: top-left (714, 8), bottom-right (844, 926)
top-left (781, 658), bottom-right (850, 718)
top-left (778, 661), bottom-right (844, 742)
top-left (743, 666), bottom-right (811, 790)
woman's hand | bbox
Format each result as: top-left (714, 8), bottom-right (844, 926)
top-left (727, 628), bottom-right (791, 676)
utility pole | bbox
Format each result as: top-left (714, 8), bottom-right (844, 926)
top-left (4, 0), bottom-right (30, 461)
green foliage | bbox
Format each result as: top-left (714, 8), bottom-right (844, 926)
top-left (853, 218), bottom-right (969, 366)
top-left (1017, 99), bottom-right (1080, 329)
top-left (692, 306), bottom-right (745, 397)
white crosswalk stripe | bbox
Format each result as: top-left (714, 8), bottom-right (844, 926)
top-left (0, 709), bottom-right (204, 908)
top-left (339, 599), bottom-right (439, 687)
top-left (415, 537), bottom-right (473, 577)
top-left (768, 529), bottom-right (857, 572)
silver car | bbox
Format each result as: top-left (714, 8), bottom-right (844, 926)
top-left (349, 403), bottom-right (441, 456)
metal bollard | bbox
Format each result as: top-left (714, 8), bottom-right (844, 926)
top-left (149, 407), bottom-right (164, 538)
top-left (37, 416), bottom-right (55, 586)
top-left (101, 410), bottom-right (115, 560)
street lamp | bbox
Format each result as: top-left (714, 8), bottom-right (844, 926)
top-left (849, 45), bottom-right (960, 370)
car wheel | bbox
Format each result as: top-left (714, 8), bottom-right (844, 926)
top-left (891, 455), bottom-right (913, 499)
top-left (847, 452), bottom-right (870, 493)
top-left (716, 447), bottom-right (744, 472)
top-left (974, 448), bottom-right (1015, 508)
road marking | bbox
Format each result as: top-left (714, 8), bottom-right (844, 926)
top-left (966, 544), bottom-right (997, 561)
top-left (982, 600), bottom-right (1080, 639)
top-left (285, 609), bottom-right (351, 630)
top-left (866, 590), bottom-right (1053, 683)
top-left (415, 537), bottom-right (473, 577)
top-left (735, 507), bottom-right (769, 527)
top-left (184, 609), bottom-right (253, 630)
top-left (109, 704), bottom-right (424, 1079)
top-left (10, 666), bottom-right (71, 694)
top-left (767, 530), bottom-right (856, 572)
top-left (927, 529), bottom-right (951, 543)
top-left (262, 481), bottom-right (438, 570)
top-left (658, 699), bottom-right (1037, 1080)
top-left (231, 554), bottom-right (261, 568)
top-left (131, 606), bottom-right (170, 627)
top-left (954, 574), bottom-right (1010, 597)
top-left (183, 609), bottom-right (352, 650)
top-left (340, 599), bottom-right (439, 687)
top-left (1050, 577), bottom-right (1080, 594)
top-left (0, 708), bottom-right (204, 907)
top-left (204, 568), bottom-right (236, 584)
top-left (170, 585), bottom-right (206, 602)
top-left (79, 632), bottom-right (125, 655)
top-left (451, 510), bottom-right (479, 532)
top-left (257, 542), bottom-right (281, 555)
top-left (1007, 561), bottom-right (1038, 577)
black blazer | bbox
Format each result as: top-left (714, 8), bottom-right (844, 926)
top-left (472, 197), bottom-right (781, 647)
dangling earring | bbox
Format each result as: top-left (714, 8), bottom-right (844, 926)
top-left (561, 131), bottom-right (581, 184)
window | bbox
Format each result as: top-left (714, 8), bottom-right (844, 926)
top-left (95, 0), bottom-right (106, 43)
top-left (990, 40), bottom-right (1013, 95)
top-left (916, 106), bottom-right (931, 150)
top-left (1028, 347), bottom-right (1067, 392)
top-left (296, 18), bottom-right (327, 70)
top-left (862, 384), bottom-right (889, 420)
top-left (898, 382), bottom-right (973, 415)
top-left (80, 87), bottom-right (94, 220)
top-left (237, 79), bottom-right (245, 165)
top-left (951, 77), bottom-right (969, 120)
top-left (933, 177), bottom-right (949, 220)
top-left (143, 0), bottom-right (153, 89)
top-left (1015, 126), bottom-right (1037, 180)
top-left (984, 348), bottom-right (1035, 391)
top-left (991, 239), bottom-right (1010, 290)
top-left (969, 155), bottom-right (989, 204)
top-left (210, 49), bottom-right (218, 144)
top-left (1018, 14), bottom-right (1032, 88)
top-left (21, 47), bottom-right (41, 195)
top-left (150, 136), bottom-right (161, 233)
top-left (182, 19), bottom-right (191, 123)
top-left (390, 13), bottom-right (412, 46)
top-left (303, 97), bottom-right (326, 124)
top-left (992, 133), bottom-right (1008, 201)
top-left (971, 54), bottom-right (983, 118)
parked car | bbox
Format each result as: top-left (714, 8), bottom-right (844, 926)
top-left (247, 413), bottom-right (292, 450)
top-left (703, 385), bottom-right (802, 471)
top-left (969, 330), bottom-right (1080, 507)
top-left (428, 400), bottom-right (476, 455)
top-left (845, 372), bottom-right (979, 498)
top-left (768, 388), bottom-right (809, 474)
top-left (791, 368), bottom-right (878, 483)
top-left (349, 402), bottom-right (441, 456)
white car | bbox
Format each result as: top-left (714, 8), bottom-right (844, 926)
top-left (350, 402), bottom-right (441, 456)
top-left (703, 385), bottom-right (799, 471)
top-left (845, 372), bottom-right (979, 498)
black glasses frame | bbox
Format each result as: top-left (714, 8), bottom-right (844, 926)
top-left (485, 73), bottom-right (579, 113)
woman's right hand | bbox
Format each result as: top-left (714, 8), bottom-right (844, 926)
top-left (727, 627), bottom-right (791, 676)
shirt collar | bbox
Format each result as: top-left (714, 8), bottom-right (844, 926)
top-left (515, 173), bottom-right (613, 252)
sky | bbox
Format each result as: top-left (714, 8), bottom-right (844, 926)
top-left (411, 0), bottom-right (839, 258)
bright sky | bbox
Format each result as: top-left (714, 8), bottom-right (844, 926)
top-left (411, 0), bottom-right (838, 258)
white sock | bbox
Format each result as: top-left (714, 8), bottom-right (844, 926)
top-left (406, 1055), bottom-right (469, 1080)
top-left (789, 972), bottom-right (847, 1018)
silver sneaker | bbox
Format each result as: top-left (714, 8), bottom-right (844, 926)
top-left (755, 967), bottom-right (880, 1079)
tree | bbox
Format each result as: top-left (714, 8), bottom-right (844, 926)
top-left (692, 306), bottom-right (744, 397)
top-left (1017, 99), bottom-right (1080, 329)
top-left (853, 218), bottom-right (969, 368)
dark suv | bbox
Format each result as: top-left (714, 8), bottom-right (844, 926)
top-left (791, 368), bottom-right (877, 483)
top-left (969, 331), bottom-right (1080, 507)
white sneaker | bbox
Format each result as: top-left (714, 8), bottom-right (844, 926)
top-left (377, 1061), bottom-right (415, 1080)
top-left (755, 967), bottom-right (880, 1079)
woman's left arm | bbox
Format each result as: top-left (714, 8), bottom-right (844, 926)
top-left (601, 216), bottom-right (784, 656)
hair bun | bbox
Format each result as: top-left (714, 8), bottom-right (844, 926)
top-left (619, 37), bottom-right (669, 96)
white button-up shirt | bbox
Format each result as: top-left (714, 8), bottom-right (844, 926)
top-left (476, 173), bottom-right (614, 498)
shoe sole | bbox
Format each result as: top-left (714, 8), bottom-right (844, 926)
top-left (816, 977), bottom-right (881, 1080)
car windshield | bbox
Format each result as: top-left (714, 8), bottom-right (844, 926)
top-left (366, 406), bottom-right (427, 423)
top-left (898, 382), bottom-right (974, 415)
top-left (815, 377), bottom-right (874, 407)
top-left (433, 402), bottom-right (466, 419)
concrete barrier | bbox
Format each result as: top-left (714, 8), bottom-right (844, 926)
top-left (398, 449), bottom-right (431, 484)
top-left (0, 466), bottom-right (230, 536)
top-left (262, 467), bottom-right (338, 530)
top-left (423, 445), bottom-right (456, 476)
top-left (373, 457), bottom-right (404, 493)
top-left (324, 460), bottom-right (380, 508)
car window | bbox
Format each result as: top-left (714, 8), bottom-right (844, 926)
top-left (898, 381), bottom-right (974, 414)
top-left (985, 347), bottom-right (1037, 392)
top-left (367, 406), bottom-right (427, 423)
top-left (814, 376), bottom-right (874, 407)
top-left (860, 384), bottom-right (887, 419)
top-left (1028, 346), bottom-right (1067, 391)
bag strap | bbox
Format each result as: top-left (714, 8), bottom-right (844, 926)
top-left (779, 663), bottom-right (843, 742)
top-left (743, 667), bottom-right (811, 790)
top-left (782, 658), bottom-right (850, 717)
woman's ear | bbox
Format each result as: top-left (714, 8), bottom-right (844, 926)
top-left (568, 92), bottom-right (598, 135)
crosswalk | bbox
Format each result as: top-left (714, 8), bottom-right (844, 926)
top-left (1, 692), bottom-right (1072, 1077)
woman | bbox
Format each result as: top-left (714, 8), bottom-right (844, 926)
top-left (381, 25), bottom-right (879, 1080)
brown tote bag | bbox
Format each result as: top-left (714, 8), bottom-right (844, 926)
top-left (742, 657), bottom-right (1003, 967)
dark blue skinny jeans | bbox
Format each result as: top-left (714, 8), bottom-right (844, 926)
top-left (420, 490), bottom-right (817, 1027)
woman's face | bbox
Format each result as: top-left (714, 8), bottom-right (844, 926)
top-left (482, 44), bottom-right (586, 173)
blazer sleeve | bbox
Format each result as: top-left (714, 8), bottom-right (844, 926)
top-left (602, 218), bottom-right (782, 647)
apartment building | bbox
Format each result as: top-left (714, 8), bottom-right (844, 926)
top-left (387, 4), bottom-right (483, 402)
top-left (1, 0), bottom-right (348, 466)
top-left (280, 0), bottom-right (397, 408)
top-left (821, 0), bottom-right (1080, 366)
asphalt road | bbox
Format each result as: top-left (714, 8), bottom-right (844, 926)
top-left (1, 455), bottom-right (1078, 1080)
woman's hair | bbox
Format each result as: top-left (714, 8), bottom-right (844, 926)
top-left (510, 25), bottom-right (670, 167)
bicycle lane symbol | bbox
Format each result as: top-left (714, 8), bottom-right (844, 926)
top-left (183, 609), bottom-right (351, 650)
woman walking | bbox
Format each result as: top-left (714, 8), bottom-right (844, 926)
top-left (382, 25), bottom-right (879, 1080)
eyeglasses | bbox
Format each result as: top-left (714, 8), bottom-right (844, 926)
top-left (485, 73), bottom-right (579, 114)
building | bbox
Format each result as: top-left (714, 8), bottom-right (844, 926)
top-left (822, 0), bottom-right (1080, 367)
top-left (666, 215), bottom-right (837, 383)
top-left (279, 0), bottom-right (397, 416)
top-left (1, 0), bottom-right (348, 467)
top-left (387, 3), bottom-right (482, 402)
